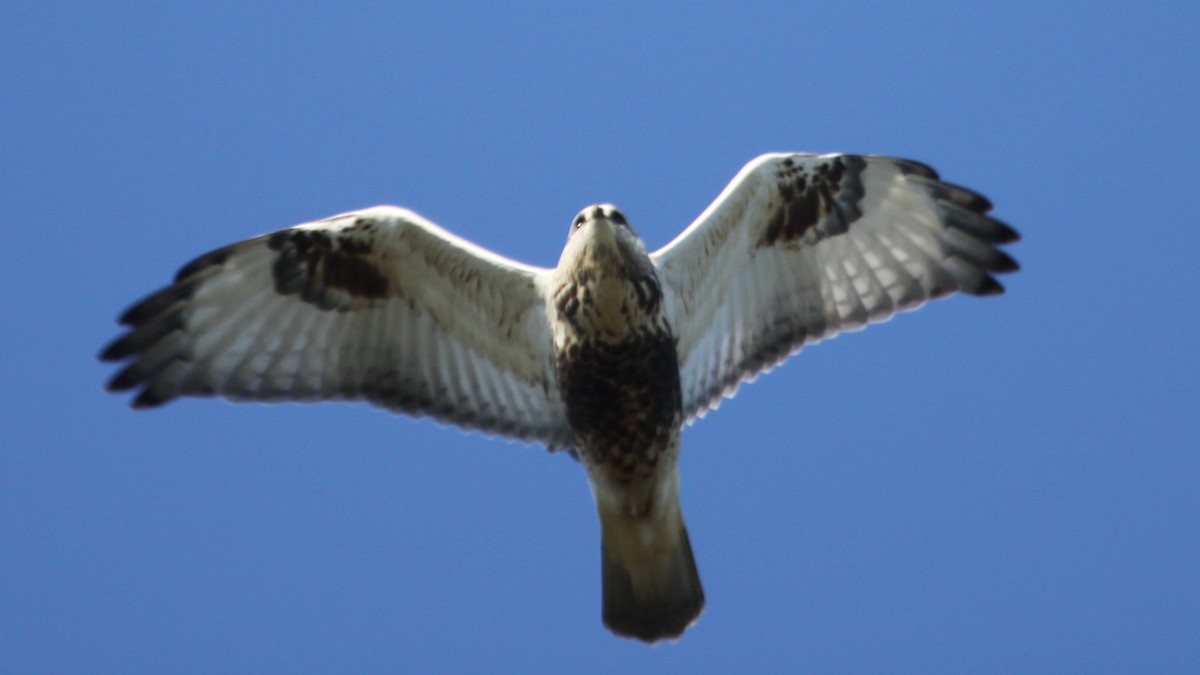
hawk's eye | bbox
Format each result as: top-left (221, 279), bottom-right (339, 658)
top-left (569, 213), bottom-right (586, 238)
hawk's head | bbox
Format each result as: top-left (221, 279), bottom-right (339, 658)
top-left (559, 204), bottom-right (650, 274)
top-left (568, 204), bottom-right (633, 238)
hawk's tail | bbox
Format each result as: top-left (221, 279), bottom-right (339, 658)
top-left (596, 478), bottom-right (704, 642)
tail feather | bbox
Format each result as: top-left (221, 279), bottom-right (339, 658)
top-left (598, 494), bottom-right (705, 642)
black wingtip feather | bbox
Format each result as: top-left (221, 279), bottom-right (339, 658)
top-left (101, 311), bottom-right (186, 362)
top-left (99, 340), bottom-right (125, 363)
top-left (117, 280), bottom-right (198, 326)
top-left (989, 217), bottom-right (1021, 244)
top-left (989, 249), bottom-right (1020, 274)
top-left (100, 335), bottom-right (142, 364)
top-left (106, 370), bottom-right (139, 393)
top-left (131, 389), bottom-right (173, 408)
top-left (971, 276), bottom-right (1006, 296)
top-left (174, 244), bottom-right (238, 283)
top-left (940, 181), bottom-right (994, 213)
top-left (880, 156), bottom-right (940, 180)
top-left (906, 174), bottom-right (998, 215)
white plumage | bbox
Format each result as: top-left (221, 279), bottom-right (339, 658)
top-left (653, 154), bottom-right (1015, 421)
top-left (102, 152), bottom-right (1018, 642)
top-left (106, 206), bottom-right (574, 445)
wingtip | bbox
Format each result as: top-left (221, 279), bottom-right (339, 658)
top-left (881, 155), bottom-right (941, 180)
top-left (98, 345), bottom-right (118, 364)
top-left (988, 217), bottom-right (1021, 244)
top-left (131, 389), bottom-right (172, 409)
top-left (98, 338), bottom-right (130, 363)
top-left (971, 275), bottom-right (1007, 296)
top-left (990, 249), bottom-right (1020, 274)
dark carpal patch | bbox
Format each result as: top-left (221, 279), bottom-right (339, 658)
top-left (760, 155), bottom-right (868, 247)
top-left (555, 328), bottom-right (682, 482)
top-left (267, 229), bottom-right (390, 309)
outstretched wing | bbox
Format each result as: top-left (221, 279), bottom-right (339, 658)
top-left (651, 153), bottom-right (1019, 423)
top-left (102, 206), bottom-right (573, 447)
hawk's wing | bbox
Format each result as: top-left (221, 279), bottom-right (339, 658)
top-left (102, 206), bottom-right (573, 447)
top-left (651, 153), bottom-right (1019, 423)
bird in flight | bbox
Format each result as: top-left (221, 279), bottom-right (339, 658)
top-left (101, 153), bottom-right (1018, 642)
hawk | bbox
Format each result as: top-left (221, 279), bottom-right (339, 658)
top-left (101, 153), bottom-right (1018, 642)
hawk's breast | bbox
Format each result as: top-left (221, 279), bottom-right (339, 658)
top-left (552, 268), bottom-right (682, 482)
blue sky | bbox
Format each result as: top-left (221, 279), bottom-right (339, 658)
top-left (3, 2), bottom-right (1197, 672)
